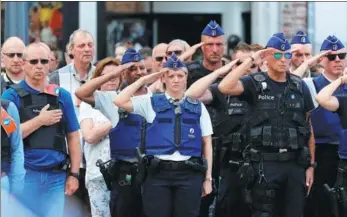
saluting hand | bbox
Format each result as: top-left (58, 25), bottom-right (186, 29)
top-left (215, 58), bottom-right (240, 77)
top-left (305, 50), bottom-right (331, 68)
top-left (140, 69), bottom-right (168, 85)
top-left (179, 42), bottom-right (205, 61)
top-left (38, 104), bottom-right (62, 126)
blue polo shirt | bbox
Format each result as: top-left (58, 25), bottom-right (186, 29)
top-left (2, 80), bottom-right (80, 170)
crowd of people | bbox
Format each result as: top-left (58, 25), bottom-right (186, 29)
top-left (1, 19), bottom-right (347, 217)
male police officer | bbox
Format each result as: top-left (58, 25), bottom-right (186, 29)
top-left (218, 33), bottom-right (315, 217)
top-left (290, 31), bottom-right (313, 77)
top-left (2, 42), bottom-right (81, 217)
top-left (114, 54), bottom-right (213, 217)
top-left (76, 48), bottom-right (149, 217)
top-left (302, 35), bottom-right (347, 217)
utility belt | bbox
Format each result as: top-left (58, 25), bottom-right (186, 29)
top-left (149, 157), bottom-right (207, 173)
top-left (249, 148), bottom-right (297, 162)
top-left (109, 160), bottom-right (138, 187)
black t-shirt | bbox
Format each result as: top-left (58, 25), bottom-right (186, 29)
top-left (187, 60), bottom-right (213, 88)
top-left (337, 95), bottom-right (347, 129)
top-left (240, 74), bottom-right (315, 114)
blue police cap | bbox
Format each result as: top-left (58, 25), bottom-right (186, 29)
top-left (121, 48), bottom-right (143, 65)
top-left (163, 54), bottom-right (186, 70)
top-left (266, 33), bottom-right (291, 51)
top-left (290, 31), bottom-right (311, 45)
top-left (201, 20), bottom-right (224, 37)
top-left (320, 35), bottom-right (345, 51)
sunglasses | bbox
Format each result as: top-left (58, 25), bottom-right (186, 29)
top-left (27, 59), bottom-right (49, 65)
top-left (3, 53), bottom-right (23, 58)
top-left (236, 60), bottom-right (256, 69)
top-left (326, 53), bottom-right (347, 61)
top-left (155, 56), bottom-right (167, 62)
top-left (273, 52), bottom-right (292, 60)
top-left (167, 50), bottom-right (183, 56)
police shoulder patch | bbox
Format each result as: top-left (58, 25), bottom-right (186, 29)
top-left (186, 97), bottom-right (199, 105)
top-left (252, 72), bottom-right (266, 82)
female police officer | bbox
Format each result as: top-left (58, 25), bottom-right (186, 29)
top-left (114, 54), bottom-right (213, 217)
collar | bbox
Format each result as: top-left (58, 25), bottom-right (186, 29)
top-left (3, 73), bottom-right (21, 84)
top-left (20, 80), bottom-right (41, 94)
top-left (164, 92), bottom-right (186, 103)
top-left (70, 63), bottom-right (95, 81)
top-left (322, 71), bottom-right (336, 83)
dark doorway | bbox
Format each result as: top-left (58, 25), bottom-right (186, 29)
top-left (156, 13), bottom-right (222, 45)
top-left (242, 12), bottom-right (251, 44)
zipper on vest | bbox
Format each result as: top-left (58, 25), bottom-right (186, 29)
top-left (174, 114), bottom-right (181, 145)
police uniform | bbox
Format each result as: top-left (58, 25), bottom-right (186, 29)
top-left (206, 83), bottom-right (251, 217)
top-left (1, 72), bottom-right (18, 94)
top-left (130, 54), bottom-right (213, 217)
top-left (2, 80), bottom-right (80, 217)
top-left (290, 31), bottom-right (312, 78)
top-left (186, 21), bottom-right (225, 217)
top-left (238, 33), bottom-right (314, 217)
top-left (107, 48), bottom-right (146, 217)
top-left (303, 36), bottom-right (347, 217)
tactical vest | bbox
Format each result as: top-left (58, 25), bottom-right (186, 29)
top-left (247, 72), bottom-right (310, 150)
top-left (216, 95), bottom-right (249, 152)
top-left (11, 84), bottom-right (67, 154)
top-left (339, 129), bottom-right (347, 160)
top-left (1, 100), bottom-right (11, 173)
top-left (146, 94), bottom-right (202, 156)
top-left (109, 109), bottom-right (146, 160)
top-left (310, 74), bottom-right (346, 144)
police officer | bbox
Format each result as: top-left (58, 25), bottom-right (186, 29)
top-left (186, 20), bottom-right (226, 217)
top-left (289, 31), bottom-right (313, 77)
top-left (2, 42), bottom-right (81, 217)
top-left (114, 54), bottom-right (213, 217)
top-left (1, 37), bottom-right (26, 94)
top-left (298, 35), bottom-right (347, 217)
top-left (76, 48), bottom-right (149, 217)
top-left (218, 33), bottom-right (315, 217)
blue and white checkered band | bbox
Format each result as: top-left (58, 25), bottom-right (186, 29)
top-left (281, 44), bottom-right (285, 51)
top-left (301, 37), bottom-right (306, 43)
top-left (212, 30), bottom-right (216, 36)
top-left (333, 45), bottom-right (338, 51)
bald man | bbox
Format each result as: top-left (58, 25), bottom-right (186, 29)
top-left (1, 37), bottom-right (26, 94)
top-left (152, 43), bottom-right (168, 72)
top-left (2, 42), bottom-right (81, 217)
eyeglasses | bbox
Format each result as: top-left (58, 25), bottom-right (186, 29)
top-left (155, 56), bottom-right (167, 62)
top-left (326, 53), bottom-right (347, 61)
top-left (236, 60), bottom-right (256, 69)
top-left (167, 50), bottom-right (183, 56)
top-left (273, 52), bottom-right (292, 60)
top-left (3, 53), bottom-right (23, 58)
top-left (26, 59), bottom-right (49, 65)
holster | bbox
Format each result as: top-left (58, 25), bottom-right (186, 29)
top-left (96, 159), bottom-right (113, 191)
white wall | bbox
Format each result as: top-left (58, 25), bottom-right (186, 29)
top-left (313, 2), bottom-right (347, 53)
top-left (79, 2), bottom-right (97, 62)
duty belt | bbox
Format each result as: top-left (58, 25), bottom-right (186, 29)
top-left (157, 157), bottom-right (206, 173)
top-left (250, 149), bottom-right (297, 162)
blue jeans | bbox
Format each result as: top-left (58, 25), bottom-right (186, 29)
top-left (21, 169), bottom-right (66, 217)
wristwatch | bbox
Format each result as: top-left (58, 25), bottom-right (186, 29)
top-left (309, 162), bottom-right (317, 169)
top-left (69, 171), bottom-right (80, 179)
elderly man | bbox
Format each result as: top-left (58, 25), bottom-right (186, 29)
top-left (1, 37), bottom-right (26, 94)
top-left (2, 42), bottom-right (81, 217)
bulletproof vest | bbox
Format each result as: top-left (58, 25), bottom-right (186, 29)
top-left (11, 84), bottom-right (67, 154)
top-left (216, 96), bottom-right (249, 151)
top-left (310, 74), bottom-right (346, 144)
top-left (109, 109), bottom-right (146, 160)
top-left (146, 94), bottom-right (202, 156)
top-left (339, 129), bottom-right (347, 160)
top-left (247, 72), bottom-right (310, 150)
top-left (1, 73), bottom-right (14, 94)
top-left (1, 100), bottom-right (11, 173)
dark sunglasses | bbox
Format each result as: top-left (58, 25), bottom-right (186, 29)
top-left (155, 56), bottom-right (167, 62)
top-left (326, 53), bottom-right (347, 61)
top-left (27, 59), bottom-right (49, 65)
top-left (273, 52), bottom-right (292, 60)
top-left (236, 60), bottom-right (256, 69)
top-left (3, 53), bottom-right (23, 58)
top-left (167, 50), bottom-right (183, 56)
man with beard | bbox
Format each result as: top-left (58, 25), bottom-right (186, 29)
top-left (75, 48), bottom-right (149, 217)
top-left (1, 37), bottom-right (26, 94)
top-left (186, 20), bottom-right (225, 217)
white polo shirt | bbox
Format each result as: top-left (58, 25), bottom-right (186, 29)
top-left (131, 92), bottom-right (213, 161)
